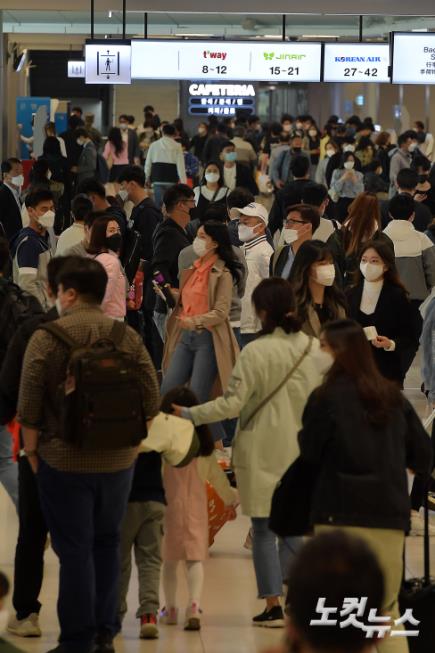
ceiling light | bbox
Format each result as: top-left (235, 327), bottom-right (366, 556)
top-left (108, 10), bottom-right (112, 18)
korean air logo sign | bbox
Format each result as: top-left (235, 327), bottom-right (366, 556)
top-left (334, 56), bottom-right (381, 63)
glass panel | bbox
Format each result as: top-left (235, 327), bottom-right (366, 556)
top-left (362, 15), bottom-right (435, 41)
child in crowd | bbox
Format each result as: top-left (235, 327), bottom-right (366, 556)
top-left (159, 387), bottom-right (238, 632)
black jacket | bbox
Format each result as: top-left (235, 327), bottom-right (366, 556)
top-left (0, 185), bottom-right (22, 242)
top-left (129, 451), bottom-right (165, 504)
top-left (151, 218), bottom-right (191, 313)
top-left (127, 129), bottom-right (140, 165)
top-left (268, 179), bottom-right (311, 236)
top-left (131, 198), bottom-right (162, 261)
top-left (298, 374), bottom-right (432, 531)
top-left (235, 163), bottom-right (258, 196)
top-left (346, 280), bottom-right (417, 383)
top-left (0, 307), bottom-right (58, 425)
top-left (380, 195), bottom-right (432, 233)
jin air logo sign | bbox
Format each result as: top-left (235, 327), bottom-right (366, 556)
top-left (263, 52), bottom-right (307, 61)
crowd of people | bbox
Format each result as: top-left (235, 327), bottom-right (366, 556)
top-left (0, 105), bottom-right (434, 653)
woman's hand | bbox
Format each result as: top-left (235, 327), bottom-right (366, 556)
top-left (171, 404), bottom-right (183, 418)
top-left (176, 316), bottom-right (195, 330)
top-left (371, 335), bottom-right (392, 350)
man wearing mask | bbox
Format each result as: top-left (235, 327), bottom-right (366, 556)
top-left (74, 128), bottom-right (97, 185)
top-left (151, 184), bottom-right (194, 342)
top-left (190, 122), bottom-right (208, 163)
top-left (77, 178), bottom-right (127, 234)
top-left (119, 114), bottom-right (140, 166)
top-left (0, 158), bottom-right (24, 241)
top-left (219, 141), bottom-right (258, 195)
top-left (10, 190), bottom-right (55, 311)
top-left (381, 168), bottom-right (432, 233)
top-left (269, 156), bottom-right (312, 238)
top-left (281, 113), bottom-right (294, 135)
top-left (414, 120), bottom-right (434, 161)
top-left (234, 202), bottom-right (273, 347)
top-left (270, 134), bottom-right (310, 189)
top-left (389, 130), bottom-right (419, 197)
top-left (270, 204), bottom-right (319, 279)
top-left (145, 124), bottom-right (187, 208)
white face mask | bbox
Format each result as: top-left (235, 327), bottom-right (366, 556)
top-left (76, 139), bottom-right (84, 147)
top-left (313, 349), bottom-right (334, 375)
top-left (205, 172), bottom-right (220, 184)
top-left (344, 161), bottom-right (355, 170)
top-left (192, 236), bottom-right (211, 257)
top-left (0, 609), bottom-right (9, 634)
top-left (282, 123), bottom-right (292, 133)
top-left (283, 228), bottom-right (299, 244)
top-left (408, 142), bottom-right (418, 153)
top-left (55, 297), bottom-right (63, 316)
top-left (238, 224), bottom-right (257, 242)
top-left (308, 130), bottom-right (317, 138)
top-left (360, 261), bottom-right (384, 282)
top-left (325, 149), bottom-right (335, 158)
top-left (343, 144), bottom-right (355, 153)
top-left (118, 189), bottom-right (129, 202)
top-left (119, 123), bottom-right (128, 131)
top-left (38, 210), bottom-right (55, 229)
top-left (314, 264), bottom-right (335, 286)
top-left (11, 174), bottom-right (24, 187)
top-left (47, 170), bottom-right (52, 180)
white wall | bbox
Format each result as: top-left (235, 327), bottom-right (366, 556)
top-left (113, 80), bottom-right (180, 125)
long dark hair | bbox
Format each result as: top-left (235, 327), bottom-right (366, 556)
top-left (201, 160), bottom-right (224, 189)
top-left (252, 278), bottom-right (301, 336)
top-left (43, 136), bottom-right (62, 158)
top-left (353, 239), bottom-right (409, 295)
top-left (320, 319), bottom-right (402, 426)
top-left (108, 127), bottom-right (124, 157)
top-left (289, 240), bottom-right (346, 322)
top-left (160, 386), bottom-right (214, 456)
top-left (86, 215), bottom-right (114, 255)
top-left (202, 220), bottom-right (243, 282)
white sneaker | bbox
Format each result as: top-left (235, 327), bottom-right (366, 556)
top-left (184, 603), bottom-right (201, 631)
top-left (409, 510), bottom-right (435, 537)
top-left (7, 613), bottom-right (42, 637)
top-left (159, 607), bottom-right (178, 625)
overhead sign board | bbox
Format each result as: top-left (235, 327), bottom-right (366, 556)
top-left (323, 43), bottom-right (390, 82)
top-left (68, 61), bottom-right (85, 78)
top-left (85, 41), bottom-right (131, 84)
top-left (188, 83), bottom-right (256, 116)
top-left (392, 32), bottom-right (435, 84)
top-left (131, 40), bottom-right (322, 82)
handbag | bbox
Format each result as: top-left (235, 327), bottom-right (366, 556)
top-left (269, 456), bottom-right (318, 537)
top-left (240, 336), bottom-right (313, 431)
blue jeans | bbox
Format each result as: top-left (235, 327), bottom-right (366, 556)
top-left (251, 517), bottom-right (303, 598)
top-left (153, 310), bottom-right (168, 343)
top-left (37, 459), bottom-right (134, 652)
top-left (0, 423), bottom-right (18, 509)
top-left (161, 329), bottom-right (225, 442)
top-left (152, 182), bottom-right (174, 208)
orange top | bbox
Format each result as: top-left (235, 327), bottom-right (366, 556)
top-left (180, 254), bottom-right (217, 319)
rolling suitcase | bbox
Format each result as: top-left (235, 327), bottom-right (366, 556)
top-left (399, 408), bottom-right (435, 652)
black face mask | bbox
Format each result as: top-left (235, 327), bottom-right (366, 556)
top-left (419, 174), bottom-right (429, 183)
top-left (106, 233), bottom-right (122, 252)
top-left (292, 147), bottom-right (302, 153)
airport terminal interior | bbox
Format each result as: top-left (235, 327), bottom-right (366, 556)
top-left (1, 2), bottom-right (435, 653)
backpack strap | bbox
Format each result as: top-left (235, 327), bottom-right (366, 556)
top-left (37, 322), bottom-right (79, 349)
top-left (108, 320), bottom-right (127, 347)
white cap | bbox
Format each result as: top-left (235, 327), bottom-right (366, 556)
top-left (234, 202), bottom-right (269, 225)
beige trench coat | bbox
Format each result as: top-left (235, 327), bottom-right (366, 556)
top-left (162, 258), bottom-right (239, 394)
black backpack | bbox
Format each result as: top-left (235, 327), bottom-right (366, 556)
top-left (0, 279), bottom-right (44, 365)
top-left (38, 320), bottom-right (147, 450)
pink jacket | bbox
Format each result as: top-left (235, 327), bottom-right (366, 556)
top-left (95, 252), bottom-right (127, 319)
top-left (103, 140), bottom-right (129, 165)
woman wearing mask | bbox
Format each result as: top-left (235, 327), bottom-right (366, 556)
top-left (192, 162), bottom-right (229, 224)
top-left (103, 127), bottom-right (129, 183)
top-left (86, 215), bottom-right (127, 321)
top-left (327, 191), bottom-right (392, 284)
top-left (42, 137), bottom-right (67, 189)
top-left (355, 135), bottom-right (375, 171)
top-left (173, 278), bottom-right (323, 628)
top-left (346, 240), bottom-right (417, 386)
top-left (190, 123), bottom-right (209, 163)
top-left (289, 240), bottom-right (346, 337)
top-left (330, 152), bottom-right (365, 222)
top-left (298, 319), bottom-right (431, 652)
top-left (307, 125), bottom-right (320, 170)
top-left (162, 221), bottom-right (242, 444)
top-left (375, 131), bottom-right (394, 185)
top-left (315, 140), bottom-right (338, 188)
